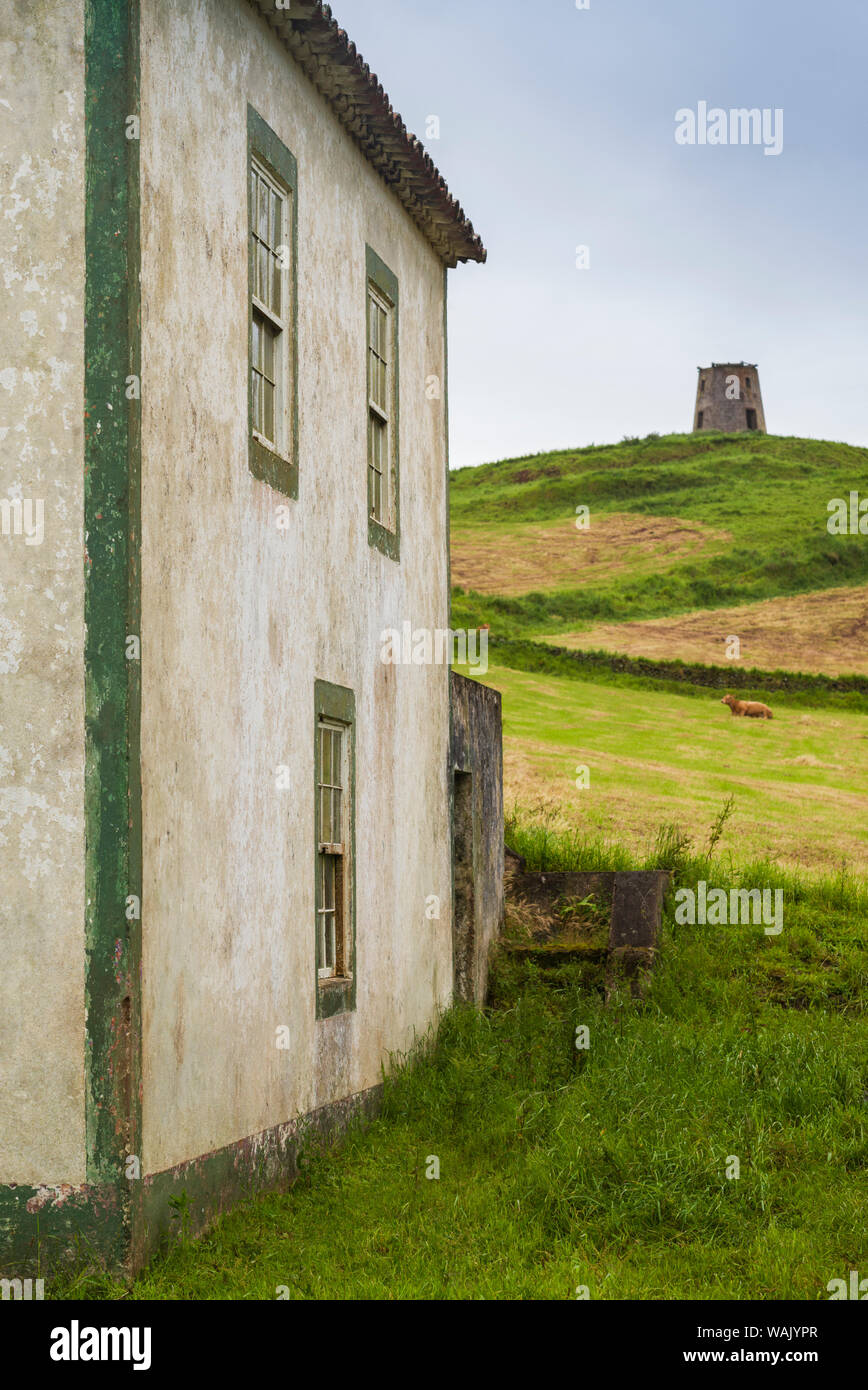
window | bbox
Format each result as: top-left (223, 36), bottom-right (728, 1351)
top-left (745, 376), bottom-right (752, 389)
top-left (247, 107), bottom-right (298, 497)
top-left (314, 682), bottom-right (356, 1018)
top-left (367, 286), bottom-right (391, 526)
top-left (746, 408), bottom-right (758, 430)
top-left (250, 160), bottom-right (285, 448)
top-left (697, 410), bottom-right (704, 429)
top-left (699, 377), bottom-right (706, 394)
top-left (317, 721), bottom-right (346, 980)
top-left (365, 246), bottom-right (399, 560)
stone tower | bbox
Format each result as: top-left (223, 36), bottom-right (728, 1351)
top-left (693, 363), bottom-right (766, 434)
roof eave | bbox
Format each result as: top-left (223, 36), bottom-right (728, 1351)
top-left (249, 0), bottom-right (487, 267)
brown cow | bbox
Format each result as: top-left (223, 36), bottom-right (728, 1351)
top-left (721, 693), bottom-right (774, 720)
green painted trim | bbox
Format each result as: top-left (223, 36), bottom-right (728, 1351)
top-left (366, 244), bottom-right (400, 561)
top-left (133, 1086), bottom-right (381, 1269)
top-left (0, 1182), bottom-right (124, 1278)
top-left (314, 681), bottom-right (357, 1020)
top-left (247, 105), bottom-right (299, 499)
top-left (82, 0), bottom-right (141, 1269)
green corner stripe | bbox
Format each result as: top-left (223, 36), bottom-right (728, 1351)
top-left (0, 0), bottom-right (142, 1275)
top-left (83, 0), bottom-right (141, 1235)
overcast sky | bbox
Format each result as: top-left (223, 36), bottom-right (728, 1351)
top-left (334, 0), bottom-right (868, 469)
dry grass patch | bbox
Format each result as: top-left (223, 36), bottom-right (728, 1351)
top-left (548, 584), bottom-right (868, 677)
top-left (451, 513), bottom-right (729, 598)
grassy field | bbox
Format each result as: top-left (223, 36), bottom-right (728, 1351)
top-left (458, 660), bottom-right (868, 873)
top-left (54, 827), bottom-right (868, 1301)
top-left (453, 429), bottom-right (868, 873)
top-left (450, 432), bottom-right (868, 640)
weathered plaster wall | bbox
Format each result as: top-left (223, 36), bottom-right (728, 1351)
top-left (0, 2), bottom-right (86, 1183)
top-left (450, 673), bottom-right (504, 1005)
top-left (139, 0), bottom-right (451, 1173)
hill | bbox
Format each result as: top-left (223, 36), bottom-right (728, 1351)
top-left (450, 431), bottom-right (868, 874)
top-left (450, 432), bottom-right (868, 645)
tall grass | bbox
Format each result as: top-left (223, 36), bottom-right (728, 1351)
top-left (506, 802), bottom-right (868, 912)
top-left (49, 807), bottom-right (868, 1302)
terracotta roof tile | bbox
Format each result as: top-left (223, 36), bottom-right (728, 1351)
top-left (250, 0), bottom-right (486, 267)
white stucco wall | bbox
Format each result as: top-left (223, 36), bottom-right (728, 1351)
top-left (0, 3), bottom-right (86, 1184)
top-left (140, 0), bottom-right (452, 1173)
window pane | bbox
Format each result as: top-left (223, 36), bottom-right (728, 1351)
top-left (252, 373), bottom-right (261, 433)
top-left (258, 244), bottom-right (269, 306)
top-left (263, 379), bottom-right (274, 443)
top-left (378, 305), bottom-right (388, 357)
top-left (271, 190), bottom-right (281, 251)
top-left (258, 177), bottom-right (269, 241)
top-left (325, 915), bottom-right (335, 971)
top-left (332, 787), bottom-right (341, 845)
top-left (321, 725), bottom-right (331, 786)
top-left (271, 251), bottom-right (282, 319)
top-left (379, 359), bottom-right (387, 411)
top-left (320, 784), bottom-right (332, 843)
top-left (252, 314), bottom-right (261, 370)
top-left (260, 318), bottom-right (275, 380)
top-left (332, 730), bottom-right (342, 788)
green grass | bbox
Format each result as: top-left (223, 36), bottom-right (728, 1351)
top-left (460, 659), bottom-right (868, 872)
top-left (449, 432), bottom-right (868, 636)
top-left (47, 433), bottom-right (868, 1302)
top-left (486, 636), bottom-right (868, 713)
top-left (52, 824), bottom-right (868, 1301)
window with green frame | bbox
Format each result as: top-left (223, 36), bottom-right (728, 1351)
top-left (314, 681), bottom-right (356, 1019)
top-left (365, 246), bottom-right (399, 560)
top-left (247, 106), bottom-right (298, 498)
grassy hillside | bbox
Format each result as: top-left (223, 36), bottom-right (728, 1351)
top-left (450, 432), bottom-right (868, 638)
top-left (451, 429), bottom-right (868, 880)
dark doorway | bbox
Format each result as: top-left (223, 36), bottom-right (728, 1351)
top-left (746, 408), bottom-right (758, 430)
top-left (452, 770), bottom-right (475, 1003)
top-left (697, 410), bottom-right (704, 429)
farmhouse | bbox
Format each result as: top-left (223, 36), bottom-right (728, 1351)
top-left (0, 0), bottom-right (502, 1275)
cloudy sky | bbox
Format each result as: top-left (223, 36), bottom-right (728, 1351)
top-left (334, 0), bottom-right (868, 469)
